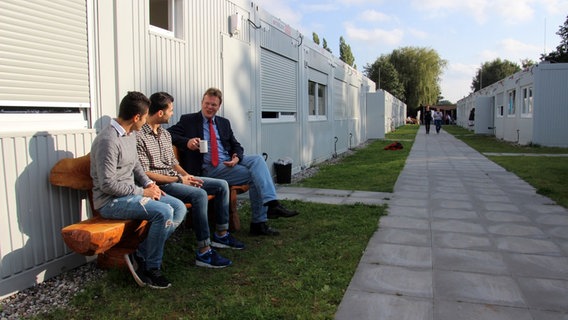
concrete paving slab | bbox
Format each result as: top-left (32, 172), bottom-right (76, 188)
top-left (434, 271), bottom-right (525, 307)
top-left (335, 291), bottom-right (433, 320)
top-left (432, 232), bottom-right (493, 250)
top-left (434, 300), bottom-right (533, 320)
top-left (387, 205), bottom-right (430, 218)
top-left (505, 253), bottom-right (568, 278)
top-left (488, 224), bottom-right (546, 237)
top-left (349, 264), bottom-right (433, 298)
top-left (484, 211), bottom-right (532, 223)
top-left (432, 208), bottom-right (479, 220)
top-left (495, 236), bottom-right (563, 255)
top-left (516, 278), bottom-right (568, 311)
top-left (361, 243), bottom-right (432, 268)
top-left (379, 216), bottom-right (430, 230)
top-left (431, 220), bottom-right (486, 234)
top-left (433, 247), bottom-right (509, 274)
top-left (370, 228), bottom-right (431, 247)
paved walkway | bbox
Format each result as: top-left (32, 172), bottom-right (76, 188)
top-left (277, 127), bottom-right (568, 320)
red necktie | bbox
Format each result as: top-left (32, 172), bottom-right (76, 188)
top-left (209, 118), bottom-right (219, 167)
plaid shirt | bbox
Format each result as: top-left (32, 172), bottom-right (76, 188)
top-left (136, 123), bottom-right (179, 177)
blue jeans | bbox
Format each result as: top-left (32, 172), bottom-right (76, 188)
top-left (98, 194), bottom-right (186, 270)
top-left (160, 177), bottom-right (229, 248)
top-left (434, 119), bottom-right (442, 133)
top-left (203, 154), bottom-right (277, 223)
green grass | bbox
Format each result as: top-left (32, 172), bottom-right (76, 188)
top-left (38, 200), bottom-right (386, 320)
top-left (444, 125), bottom-right (568, 208)
top-left (295, 125), bottom-right (418, 192)
top-left (443, 125), bottom-right (568, 154)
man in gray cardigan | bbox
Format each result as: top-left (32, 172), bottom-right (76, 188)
top-left (90, 91), bottom-right (186, 289)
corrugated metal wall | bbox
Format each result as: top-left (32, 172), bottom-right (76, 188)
top-left (0, 130), bottom-right (95, 298)
top-left (533, 64), bottom-right (568, 147)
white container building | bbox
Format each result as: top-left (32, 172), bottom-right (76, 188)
top-left (456, 62), bottom-right (568, 147)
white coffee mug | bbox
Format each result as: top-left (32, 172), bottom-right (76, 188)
top-left (199, 140), bottom-right (208, 153)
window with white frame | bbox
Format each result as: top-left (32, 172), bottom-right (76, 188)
top-left (149, 0), bottom-right (182, 37)
top-left (260, 49), bottom-right (298, 122)
top-left (522, 87), bottom-right (533, 116)
top-left (497, 105), bottom-right (504, 117)
top-left (507, 90), bottom-right (516, 116)
top-left (0, 0), bottom-right (91, 132)
top-left (308, 81), bottom-right (327, 119)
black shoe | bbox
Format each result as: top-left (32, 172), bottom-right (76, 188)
top-left (125, 253), bottom-right (147, 287)
top-left (250, 222), bottom-right (280, 236)
top-left (143, 269), bottom-right (171, 289)
top-left (267, 204), bottom-right (299, 219)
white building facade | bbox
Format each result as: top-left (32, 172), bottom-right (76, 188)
top-left (456, 62), bottom-right (568, 147)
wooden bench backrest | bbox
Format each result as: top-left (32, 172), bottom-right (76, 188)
top-left (50, 154), bottom-right (100, 217)
top-left (50, 154), bottom-right (93, 190)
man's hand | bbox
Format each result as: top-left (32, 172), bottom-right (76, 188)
top-left (187, 137), bottom-right (201, 151)
top-left (143, 182), bottom-right (162, 200)
top-left (223, 154), bottom-right (239, 167)
top-left (180, 174), bottom-right (204, 188)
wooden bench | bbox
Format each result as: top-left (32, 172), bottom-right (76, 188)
top-left (49, 154), bottom-right (213, 269)
top-left (50, 152), bottom-right (247, 269)
top-left (50, 154), bottom-right (149, 269)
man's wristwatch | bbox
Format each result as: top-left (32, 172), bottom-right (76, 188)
top-left (176, 174), bottom-right (183, 183)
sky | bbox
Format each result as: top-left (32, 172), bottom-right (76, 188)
top-left (254, 0), bottom-right (568, 103)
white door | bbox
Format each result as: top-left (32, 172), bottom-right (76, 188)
top-left (474, 96), bottom-right (494, 135)
top-left (221, 34), bottom-right (255, 154)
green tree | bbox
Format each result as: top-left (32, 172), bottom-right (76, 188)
top-left (521, 58), bottom-right (536, 68)
top-left (322, 38), bottom-right (332, 53)
top-left (387, 46), bottom-right (447, 112)
top-left (471, 58), bottom-right (521, 92)
top-left (363, 55), bottom-right (405, 100)
top-left (339, 36), bottom-right (355, 67)
top-left (312, 32), bottom-right (320, 45)
top-left (541, 15), bottom-right (568, 62)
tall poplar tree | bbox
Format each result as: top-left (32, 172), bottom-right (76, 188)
top-left (339, 36), bottom-right (355, 67)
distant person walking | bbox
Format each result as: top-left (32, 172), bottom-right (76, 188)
top-left (424, 105), bottom-right (432, 134)
top-left (433, 108), bottom-right (443, 134)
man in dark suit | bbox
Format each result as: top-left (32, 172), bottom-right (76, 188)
top-left (168, 88), bottom-right (298, 236)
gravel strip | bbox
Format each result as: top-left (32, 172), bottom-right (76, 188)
top-left (0, 145), bottom-right (362, 319)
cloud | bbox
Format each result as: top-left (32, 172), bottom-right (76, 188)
top-left (344, 22), bottom-right (404, 45)
top-left (255, 0), bottom-right (303, 27)
top-left (407, 27), bottom-right (429, 40)
top-left (299, 3), bottom-right (339, 13)
top-left (499, 38), bottom-right (542, 61)
top-left (494, 0), bottom-right (534, 24)
top-left (359, 9), bottom-right (393, 23)
top-left (409, 0), bottom-right (549, 25)
top-left (441, 62), bottom-right (478, 102)
top-left (338, 0), bottom-right (384, 5)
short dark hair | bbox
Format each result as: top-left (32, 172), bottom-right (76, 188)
top-left (149, 92), bottom-right (174, 115)
top-left (202, 87), bottom-right (223, 105)
top-left (118, 91), bottom-right (150, 120)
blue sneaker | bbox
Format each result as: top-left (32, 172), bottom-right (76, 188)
top-left (195, 249), bottom-right (232, 268)
top-left (211, 232), bottom-right (245, 250)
